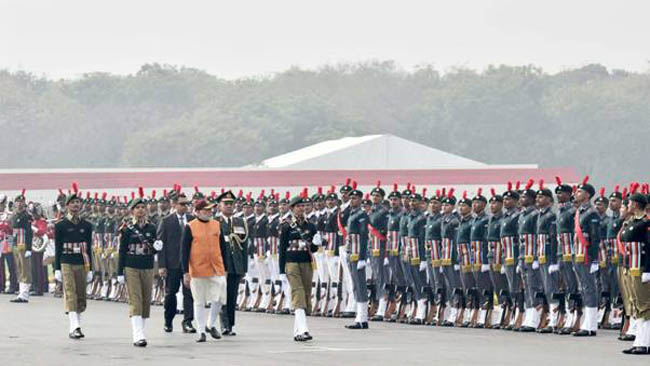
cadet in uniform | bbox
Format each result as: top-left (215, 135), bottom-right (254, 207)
top-left (344, 185), bottom-right (371, 329)
top-left (368, 182), bottom-right (389, 320)
top-left (456, 192), bottom-right (475, 326)
top-left (405, 191), bottom-right (427, 324)
top-left (54, 187), bottom-right (94, 339)
top-left (487, 189), bottom-right (507, 328)
top-left (440, 189), bottom-right (462, 326)
top-left (278, 192), bottom-right (320, 341)
top-left (424, 190), bottom-right (445, 325)
top-left (117, 188), bottom-right (163, 347)
top-left (470, 189), bottom-right (492, 327)
top-left (500, 183), bottom-right (523, 330)
top-left (10, 190), bottom-right (33, 303)
top-left (535, 182), bottom-right (559, 333)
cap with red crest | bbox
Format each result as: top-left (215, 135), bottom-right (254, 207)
top-left (348, 181), bottom-right (363, 198)
top-left (554, 176), bottom-right (573, 194)
top-left (339, 178), bottom-right (353, 195)
top-left (370, 180), bottom-right (386, 197)
top-left (576, 175), bottom-right (596, 197)
top-left (387, 183), bottom-right (402, 200)
top-left (472, 188), bottom-right (487, 203)
top-left (535, 179), bottom-right (553, 199)
top-left (594, 187), bottom-right (609, 204)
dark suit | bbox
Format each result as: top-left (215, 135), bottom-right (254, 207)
top-left (218, 215), bottom-right (248, 331)
top-left (158, 213), bottom-right (195, 326)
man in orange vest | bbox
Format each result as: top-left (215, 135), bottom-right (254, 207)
top-left (182, 199), bottom-right (228, 343)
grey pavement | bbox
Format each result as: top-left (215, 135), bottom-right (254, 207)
top-left (0, 294), bottom-right (646, 366)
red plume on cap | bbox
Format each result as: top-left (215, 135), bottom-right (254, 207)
top-left (582, 175), bottom-right (589, 185)
top-left (614, 185), bottom-right (619, 193)
top-left (525, 178), bottom-right (534, 191)
top-left (131, 192), bottom-right (135, 200)
top-left (318, 187), bottom-right (322, 195)
top-left (345, 177), bottom-right (351, 186)
top-left (376, 180), bottom-right (381, 188)
top-left (237, 190), bottom-right (243, 197)
top-left (352, 181), bottom-right (358, 190)
top-left (163, 189), bottom-right (168, 197)
top-left (436, 189), bottom-right (441, 197)
top-left (422, 188), bottom-right (427, 196)
top-left (285, 191), bottom-right (290, 200)
top-left (124, 195), bottom-right (129, 202)
top-left (462, 191), bottom-right (467, 199)
top-left (194, 185), bottom-right (199, 193)
top-left (364, 193), bottom-right (370, 200)
top-left (622, 187), bottom-right (628, 197)
top-left (102, 192), bottom-right (107, 200)
top-left (407, 182), bottom-right (411, 190)
top-left (572, 185), bottom-right (577, 193)
top-left (330, 185), bottom-right (335, 193)
top-left (21, 188), bottom-right (26, 196)
top-left (538, 179), bottom-right (544, 190)
top-left (411, 185), bottom-right (416, 193)
top-left (599, 187), bottom-right (605, 197)
top-left (138, 186), bottom-right (144, 198)
top-left (221, 188), bottom-right (225, 194)
top-left (477, 187), bottom-right (483, 196)
top-left (490, 188), bottom-right (496, 197)
top-left (448, 188), bottom-right (455, 198)
top-left (630, 182), bottom-right (640, 194)
top-left (72, 182), bottom-right (79, 194)
top-left (301, 188), bottom-right (308, 199)
top-left (176, 184), bottom-right (182, 193)
top-left (86, 192), bottom-right (90, 199)
top-left (211, 191), bottom-right (216, 198)
top-left (441, 188), bottom-right (446, 197)
top-left (555, 176), bottom-right (562, 186)
top-left (151, 190), bottom-right (156, 198)
top-left (644, 183), bottom-right (649, 194)
top-left (261, 189), bottom-right (265, 196)
top-left (515, 181), bottom-right (521, 190)
top-left (94, 192), bottom-right (98, 200)
top-left (270, 189), bottom-right (275, 195)
top-left (507, 181), bottom-right (512, 191)
top-left (275, 193), bottom-right (279, 200)
top-left (393, 183), bottom-right (398, 192)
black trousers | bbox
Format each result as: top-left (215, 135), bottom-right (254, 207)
top-left (164, 268), bottom-right (194, 326)
top-left (221, 273), bottom-right (243, 330)
top-left (0, 253), bottom-right (18, 292)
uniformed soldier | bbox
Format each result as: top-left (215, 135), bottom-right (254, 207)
top-left (278, 191), bottom-right (320, 341)
top-left (344, 184), bottom-right (370, 329)
top-left (322, 188), bottom-right (343, 317)
top-left (470, 189), bottom-right (492, 328)
top-left (620, 188), bottom-right (650, 354)
top-left (397, 184), bottom-right (414, 323)
top-left (517, 179), bottom-right (545, 332)
top-left (423, 190), bottom-right (445, 325)
top-left (500, 182), bottom-right (524, 330)
top-left (487, 189), bottom-right (508, 328)
top-left (309, 188), bottom-right (329, 316)
top-left (266, 195), bottom-right (284, 313)
top-left (456, 191), bottom-right (476, 327)
top-left (89, 193), bottom-right (106, 299)
top-left (594, 187), bottom-right (612, 325)
top-left (0, 194), bottom-right (19, 295)
top-left (117, 187), bottom-right (164, 347)
top-left (384, 185), bottom-right (406, 322)
top-left (10, 189), bottom-right (33, 303)
top-left (338, 179), bottom-right (357, 318)
top-left (404, 191), bottom-right (428, 324)
top-left (251, 197), bottom-right (271, 312)
top-left (440, 189), bottom-right (462, 326)
top-left (534, 181), bottom-right (560, 333)
top-left (572, 176), bottom-right (602, 337)
top-left (53, 185), bottom-right (94, 339)
top-left (368, 182), bottom-right (389, 320)
top-left (606, 186), bottom-right (625, 330)
top-left (216, 190), bottom-right (248, 336)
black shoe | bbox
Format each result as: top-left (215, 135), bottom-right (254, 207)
top-left (182, 320), bottom-right (197, 334)
top-left (341, 311), bottom-right (355, 318)
top-left (10, 297), bottom-right (28, 303)
top-left (441, 321), bottom-right (455, 327)
top-left (622, 346), bottom-right (649, 355)
top-left (537, 327), bottom-right (553, 334)
top-left (370, 315), bottom-right (384, 322)
top-left (69, 328), bottom-right (84, 340)
top-left (206, 327), bottom-right (221, 339)
top-left (409, 318), bottom-right (423, 325)
top-left (519, 326), bottom-right (536, 333)
top-left (345, 322), bottom-right (369, 329)
top-left (557, 327), bottom-right (572, 335)
top-left (164, 325), bottom-right (173, 333)
top-left (618, 334), bottom-right (636, 341)
top-left (294, 334), bottom-right (310, 342)
top-left (572, 330), bottom-right (597, 337)
top-left (222, 328), bottom-right (236, 336)
top-left (196, 333), bottom-right (207, 343)
top-left (133, 339), bottom-right (147, 347)
top-left (303, 332), bottom-right (313, 340)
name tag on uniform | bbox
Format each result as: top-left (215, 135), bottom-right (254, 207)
top-left (234, 226), bottom-right (245, 235)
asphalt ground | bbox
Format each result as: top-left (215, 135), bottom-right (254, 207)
top-left (0, 293), bottom-right (646, 366)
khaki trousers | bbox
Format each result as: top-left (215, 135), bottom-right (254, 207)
top-left (13, 247), bottom-right (32, 284)
top-left (62, 264), bottom-right (87, 313)
top-left (628, 268), bottom-right (650, 321)
top-left (125, 268), bottom-right (154, 318)
top-left (286, 262), bottom-right (313, 313)
top-left (618, 266), bottom-right (633, 315)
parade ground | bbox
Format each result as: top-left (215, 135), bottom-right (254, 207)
top-left (0, 294), bottom-right (644, 366)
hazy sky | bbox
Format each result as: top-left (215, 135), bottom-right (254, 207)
top-left (2, 0), bottom-right (649, 79)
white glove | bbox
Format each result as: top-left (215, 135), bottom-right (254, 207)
top-left (118, 275), bottom-right (125, 284)
top-left (439, 267), bottom-right (443, 273)
top-left (24, 250), bottom-right (32, 258)
top-left (279, 273), bottom-right (288, 283)
top-left (383, 257), bottom-right (390, 266)
top-left (589, 262), bottom-right (599, 274)
top-left (453, 264), bottom-right (460, 271)
top-left (153, 240), bottom-right (163, 251)
top-left (54, 270), bottom-right (62, 282)
top-left (642, 273), bottom-right (650, 283)
top-left (357, 260), bottom-right (366, 270)
top-left (500, 265), bottom-right (506, 274)
top-left (312, 232), bottom-right (323, 246)
top-left (548, 264), bottom-right (559, 274)
top-left (86, 271), bottom-right (93, 283)
top-left (298, 240), bottom-right (306, 249)
top-left (419, 261), bottom-right (427, 271)
top-left (516, 265), bottom-right (521, 274)
top-left (532, 260), bottom-right (539, 270)
top-left (481, 264), bottom-right (490, 273)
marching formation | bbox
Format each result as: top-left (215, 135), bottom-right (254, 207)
top-left (1, 176), bottom-right (649, 355)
